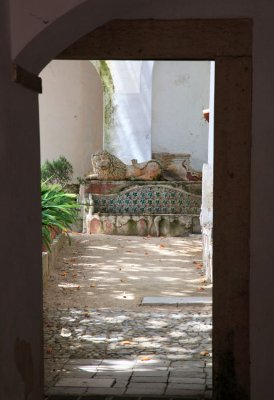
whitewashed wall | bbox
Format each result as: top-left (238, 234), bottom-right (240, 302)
top-left (152, 61), bottom-right (210, 170)
top-left (108, 60), bottom-right (153, 163)
top-left (39, 60), bottom-right (103, 181)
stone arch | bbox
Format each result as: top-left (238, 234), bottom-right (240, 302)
top-left (12, 15), bottom-right (252, 400)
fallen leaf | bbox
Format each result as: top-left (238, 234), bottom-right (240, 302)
top-left (46, 347), bottom-right (53, 354)
top-left (70, 258), bottom-right (76, 262)
top-left (90, 284), bottom-right (96, 287)
top-left (120, 279), bottom-right (127, 283)
top-left (60, 272), bottom-right (68, 277)
top-left (200, 350), bottom-right (210, 357)
top-left (76, 285), bottom-right (80, 290)
top-left (140, 356), bottom-right (151, 361)
top-left (72, 273), bottom-right (77, 278)
top-left (159, 244), bottom-right (165, 248)
top-left (144, 252), bottom-right (149, 255)
top-left (197, 287), bottom-right (205, 291)
top-left (121, 340), bottom-right (134, 345)
top-left (83, 313), bottom-right (90, 318)
top-left (126, 250), bottom-right (133, 253)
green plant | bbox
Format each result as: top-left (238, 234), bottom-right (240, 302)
top-left (41, 156), bottom-right (73, 186)
top-left (41, 182), bottom-right (79, 251)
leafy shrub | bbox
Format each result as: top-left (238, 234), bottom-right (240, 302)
top-left (41, 156), bottom-right (73, 186)
top-left (41, 182), bottom-right (79, 251)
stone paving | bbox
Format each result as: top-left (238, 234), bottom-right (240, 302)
top-left (44, 234), bottom-right (212, 399)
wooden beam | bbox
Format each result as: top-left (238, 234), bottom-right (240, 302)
top-left (57, 19), bottom-right (252, 60)
top-left (11, 64), bottom-right (42, 93)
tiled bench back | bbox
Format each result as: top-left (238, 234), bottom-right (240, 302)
top-left (93, 185), bottom-right (201, 215)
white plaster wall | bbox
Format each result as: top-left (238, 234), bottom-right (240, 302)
top-left (108, 60), bottom-right (153, 163)
top-left (39, 60), bottom-right (103, 181)
top-left (152, 61), bottom-right (210, 170)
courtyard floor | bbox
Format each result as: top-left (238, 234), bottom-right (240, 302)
top-left (44, 233), bottom-right (212, 399)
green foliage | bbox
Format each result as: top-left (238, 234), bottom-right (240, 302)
top-left (41, 182), bottom-right (79, 251)
top-left (41, 156), bottom-right (73, 186)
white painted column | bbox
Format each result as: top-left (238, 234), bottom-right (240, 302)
top-left (201, 61), bottom-right (215, 283)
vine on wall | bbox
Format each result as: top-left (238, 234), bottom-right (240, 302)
top-left (91, 60), bottom-right (116, 152)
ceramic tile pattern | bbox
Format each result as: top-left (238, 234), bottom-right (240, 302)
top-left (93, 185), bottom-right (201, 215)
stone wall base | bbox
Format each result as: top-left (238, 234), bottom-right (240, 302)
top-left (87, 214), bottom-right (201, 237)
top-left (42, 233), bottom-right (67, 285)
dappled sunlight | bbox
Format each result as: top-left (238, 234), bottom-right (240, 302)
top-left (44, 306), bottom-right (212, 362)
top-left (44, 232), bottom-right (212, 392)
top-left (48, 233), bottom-right (211, 308)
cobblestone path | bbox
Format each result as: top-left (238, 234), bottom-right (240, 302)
top-left (44, 234), bottom-right (212, 399)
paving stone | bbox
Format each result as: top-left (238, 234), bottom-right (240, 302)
top-left (168, 377), bottom-right (205, 384)
top-left (113, 380), bottom-right (129, 388)
top-left (131, 376), bottom-right (168, 383)
top-left (165, 387), bottom-right (205, 397)
top-left (168, 369), bottom-right (205, 378)
top-left (169, 370), bottom-right (205, 378)
top-left (45, 386), bottom-right (87, 396)
top-left (85, 387), bottom-right (126, 395)
top-left (100, 359), bottom-right (135, 369)
top-left (132, 370), bottom-right (168, 377)
top-left (126, 382), bottom-right (166, 395)
top-left (95, 371), bottom-right (132, 379)
top-left (58, 370), bottom-right (95, 379)
top-left (66, 359), bottom-right (102, 365)
top-left (55, 378), bottom-right (115, 388)
top-left (133, 365), bottom-right (169, 372)
top-left (166, 382), bottom-right (205, 391)
top-left (171, 360), bottom-right (205, 368)
top-left (142, 296), bottom-right (212, 305)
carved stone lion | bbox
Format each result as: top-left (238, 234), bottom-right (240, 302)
top-left (87, 150), bottom-right (162, 181)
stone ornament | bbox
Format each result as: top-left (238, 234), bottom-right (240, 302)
top-left (87, 150), bottom-right (162, 181)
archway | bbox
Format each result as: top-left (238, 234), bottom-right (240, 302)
top-left (14, 17), bottom-right (252, 400)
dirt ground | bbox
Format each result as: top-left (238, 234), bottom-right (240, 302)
top-left (44, 233), bottom-right (212, 310)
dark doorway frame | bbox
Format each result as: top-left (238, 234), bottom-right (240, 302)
top-left (13, 18), bottom-right (251, 400)
top-left (55, 19), bottom-right (252, 399)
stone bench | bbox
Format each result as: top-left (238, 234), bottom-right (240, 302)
top-left (85, 184), bottom-right (201, 237)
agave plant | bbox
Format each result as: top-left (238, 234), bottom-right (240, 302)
top-left (41, 181), bottom-right (79, 251)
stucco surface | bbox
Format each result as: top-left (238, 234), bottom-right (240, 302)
top-left (152, 61), bottom-right (210, 170)
top-left (39, 60), bottom-right (103, 181)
